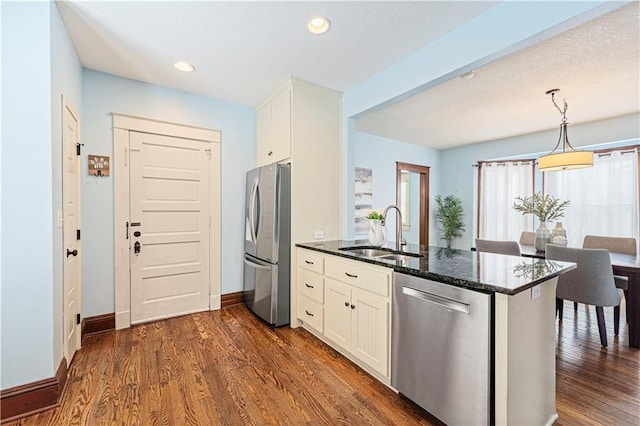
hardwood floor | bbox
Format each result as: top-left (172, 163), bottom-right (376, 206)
top-left (6, 302), bottom-right (639, 425)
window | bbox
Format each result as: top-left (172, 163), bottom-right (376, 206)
top-left (544, 147), bottom-right (639, 247)
top-left (478, 160), bottom-right (535, 241)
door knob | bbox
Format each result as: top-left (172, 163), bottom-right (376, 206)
top-left (66, 248), bottom-right (78, 257)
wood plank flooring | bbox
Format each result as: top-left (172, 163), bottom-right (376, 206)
top-left (6, 302), bottom-right (639, 425)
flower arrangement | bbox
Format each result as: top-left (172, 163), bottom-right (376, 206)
top-left (365, 210), bottom-right (384, 220)
top-left (512, 192), bottom-right (570, 222)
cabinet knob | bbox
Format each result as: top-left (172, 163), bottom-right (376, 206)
top-left (268, 151), bottom-right (273, 156)
top-left (305, 283), bottom-right (314, 289)
top-left (344, 301), bottom-right (349, 307)
top-left (350, 304), bottom-right (355, 309)
top-left (305, 310), bottom-right (314, 317)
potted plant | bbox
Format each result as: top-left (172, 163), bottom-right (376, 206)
top-left (435, 195), bottom-right (465, 249)
top-left (365, 210), bottom-right (386, 246)
top-left (513, 192), bottom-right (570, 251)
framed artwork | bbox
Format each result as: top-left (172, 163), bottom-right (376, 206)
top-left (354, 167), bottom-right (373, 235)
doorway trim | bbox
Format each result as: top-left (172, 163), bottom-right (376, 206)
top-left (396, 162), bottom-right (430, 246)
top-left (113, 113), bottom-right (221, 329)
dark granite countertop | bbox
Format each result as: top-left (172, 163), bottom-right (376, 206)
top-left (296, 240), bottom-right (576, 296)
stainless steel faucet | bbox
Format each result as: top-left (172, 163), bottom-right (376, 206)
top-left (382, 205), bottom-right (407, 251)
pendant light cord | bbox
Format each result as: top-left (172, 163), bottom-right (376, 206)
top-left (550, 91), bottom-right (568, 124)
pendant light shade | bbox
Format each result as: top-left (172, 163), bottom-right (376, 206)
top-left (538, 89), bottom-right (593, 172)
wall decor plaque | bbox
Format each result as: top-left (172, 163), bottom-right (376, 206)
top-left (88, 155), bottom-right (110, 177)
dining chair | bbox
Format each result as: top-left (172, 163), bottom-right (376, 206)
top-left (546, 245), bottom-right (622, 347)
top-left (519, 231), bottom-right (536, 246)
top-left (582, 235), bottom-right (637, 318)
top-left (475, 239), bottom-right (521, 256)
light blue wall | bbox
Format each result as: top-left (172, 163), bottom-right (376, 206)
top-left (81, 70), bottom-right (255, 317)
top-left (354, 132), bottom-right (440, 245)
top-left (341, 1), bottom-right (621, 239)
top-left (1, 1), bottom-right (55, 389)
top-left (441, 113), bottom-right (640, 250)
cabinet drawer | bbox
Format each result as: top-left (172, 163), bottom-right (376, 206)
top-left (325, 257), bottom-right (390, 297)
top-left (298, 249), bottom-right (324, 274)
top-left (298, 268), bottom-right (324, 303)
top-left (298, 296), bottom-right (324, 333)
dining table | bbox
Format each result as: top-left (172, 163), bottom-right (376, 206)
top-left (520, 244), bottom-right (640, 349)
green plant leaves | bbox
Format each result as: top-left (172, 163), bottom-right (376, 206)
top-left (435, 195), bottom-right (465, 248)
top-left (513, 192), bottom-right (570, 222)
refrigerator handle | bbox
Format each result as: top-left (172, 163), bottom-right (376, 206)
top-left (244, 254), bottom-right (271, 271)
top-left (249, 177), bottom-right (259, 244)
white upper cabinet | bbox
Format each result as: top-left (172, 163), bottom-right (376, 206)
top-left (256, 83), bottom-right (292, 166)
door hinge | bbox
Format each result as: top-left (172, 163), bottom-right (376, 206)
top-left (76, 313), bottom-right (81, 325)
top-left (76, 143), bottom-right (84, 156)
top-left (76, 229), bottom-right (81, 240)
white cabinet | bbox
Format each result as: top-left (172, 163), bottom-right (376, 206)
top-left (297, 248), bottom-right (391, 380)
top-left (324, 257), bottom-right (390, 377)
top-left (297, 249), bottom-right (325, 333)
top-left (256, 85), bottom-right (291, 166)
top-left (257, 78), bottom-right (341, 331)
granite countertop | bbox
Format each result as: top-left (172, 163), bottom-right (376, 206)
top-left (296, 240), bottom-right (576, 296)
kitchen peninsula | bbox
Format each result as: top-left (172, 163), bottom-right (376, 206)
top-left (295, 240), bottom-right (575, 426)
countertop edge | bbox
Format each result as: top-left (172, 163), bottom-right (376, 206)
top-left (296, 241), bottom-right (575, 296)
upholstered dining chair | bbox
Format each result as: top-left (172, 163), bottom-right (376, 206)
top-left (583, 235), bottom-right (637, 318)
top-left (475, 239), bottom-right (521, 256)
top-left (519, 231), bottom-right (536, 246)
top-left (546, 245), bottom-right (622, 347)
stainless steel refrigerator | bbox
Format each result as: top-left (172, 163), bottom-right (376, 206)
top-left (243, 163), bottom-right (291, 326)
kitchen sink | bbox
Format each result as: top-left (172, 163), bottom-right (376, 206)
top-left (376, 254), bottom-right (421, 262)
top-left (339, 246), bottom-right (423, 260)
top-left (339, 247), bottom-right (394, 257)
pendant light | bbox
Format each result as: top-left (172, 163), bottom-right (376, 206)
top-left (538, 89), bottom-right (593, 172)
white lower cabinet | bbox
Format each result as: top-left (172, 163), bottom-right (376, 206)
top-left (297, 248), bottom-right (391, 381)
top-left (325, 278), bottom-right (389, 377)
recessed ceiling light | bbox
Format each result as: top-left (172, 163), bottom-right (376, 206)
top-left (460, 70), bottom-right (475, 80)
top-left (308, 17), bottom-right (331, 35)
top-left (174, 61), bottom-right (195, 72)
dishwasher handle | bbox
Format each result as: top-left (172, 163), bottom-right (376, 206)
top-left (402, 286), bottom-right (470, 314)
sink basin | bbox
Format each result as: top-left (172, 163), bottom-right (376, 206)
top-left (340, 248), bottom-right (393, 257)
top-left (376, 254), bottom-right (421, 262)
top-left (339, 246), bottom-right (424, 260)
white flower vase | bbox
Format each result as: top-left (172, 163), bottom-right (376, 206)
top-left (535, 221), bottom-right (551, 252)
top-left (368, 219), bottom-right (386, 247)
top-left (551, 222), bottom-right (568, 247)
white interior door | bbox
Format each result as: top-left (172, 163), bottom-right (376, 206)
top-left (129, 131), bottom-right (211, 324)
top-left (63, 96), bottom-right (81, 362)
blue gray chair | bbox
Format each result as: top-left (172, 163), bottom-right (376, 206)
top-left (583, 235), bottom-right (636, 320)
top-left (519, 231), bottom-right (535, 246)
top-left (546, 245), bottom-right (622, 347)
top-left (475, 239), bottom-right (521, 256)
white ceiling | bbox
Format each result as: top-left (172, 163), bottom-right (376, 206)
top-left (356, 2), bottom-right (640, 149)
top-left (57, 1), bottom-right (639, 150)
top-left (56, 0), bottom-right (496, 107)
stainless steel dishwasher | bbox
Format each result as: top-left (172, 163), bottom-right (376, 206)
top-left (391, 272), bottom-right (492, 426)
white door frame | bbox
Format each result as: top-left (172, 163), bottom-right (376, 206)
top-left (62, 94), bottom-right (82, 361)
top-left (113, 113), bottom-right (221, 329)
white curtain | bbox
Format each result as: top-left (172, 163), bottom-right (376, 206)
top-left (479, 161), bottom-right (535, 241)
top-left (544, 148), bottom-right (639, 248)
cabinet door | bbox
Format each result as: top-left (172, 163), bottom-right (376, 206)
top-left (324, 278), bottom-right (352, 351)
top-left (351, 288), bottom-right (389, 377)
top-left (268, 87), bottom-right (291, 163)
top-left (256, 104), bottom-right (272, 166)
